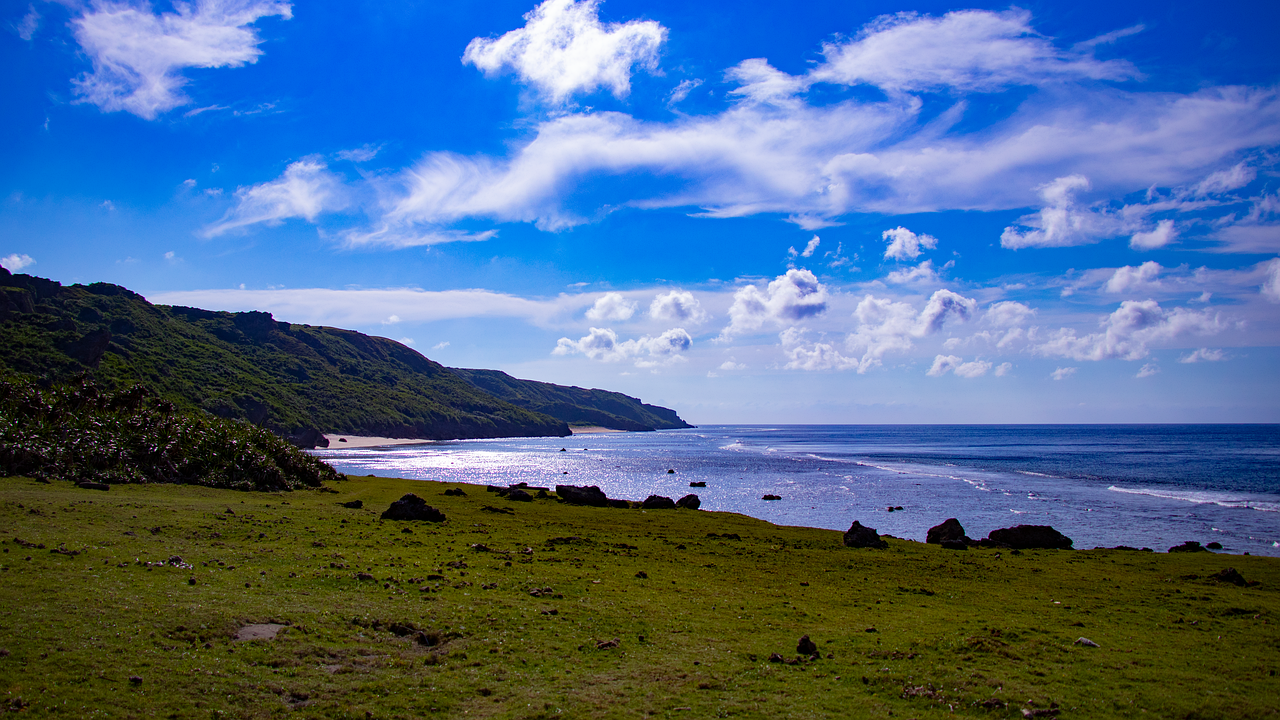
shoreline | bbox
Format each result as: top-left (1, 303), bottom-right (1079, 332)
top-left (321, 434), bottom-right (432, 449)
top-left (569, 426), bottom-right (626, 435)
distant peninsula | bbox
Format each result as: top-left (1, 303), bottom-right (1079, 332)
top-left (0, 268), bottom-right (692, 446)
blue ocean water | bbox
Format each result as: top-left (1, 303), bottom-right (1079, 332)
top-left (312, 425), bottom-right (1280, 557)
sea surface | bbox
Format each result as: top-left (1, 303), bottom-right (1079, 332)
top-left (312, 425), bottom-right (1280, 557)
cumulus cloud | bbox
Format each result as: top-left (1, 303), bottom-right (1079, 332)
top-left (801, 235), bottom-right (821, 257)
top-left (994, 362), bottom-right (1013, 376)
top-left (649, 290), bottom-right (709, 324)
top-left (1179, 348), bottom-right (1225, 363)
top-left (462, 0), bottom-right (665, 104)
top-left (926, 354), bottom-right (962, 376)
top-left (71, 0), bottom-right (291, 119)
top-left (882, 226), bottom-right (937, 260)
top-left (1103, 261), bottom-right (1162, 293)
top-left (585, 292), bottom-right (637, 322)
top-left (1034, 300), bottom-right (1222, 362)
top-left (1136, 363), bottom-right (1159, 378)
top-left (720, 269), bottom-right (829, 338)
top-left (1263, 258), bottom-right (1280, 302)
top-left (719, 358), bottom-right (746, 370)
top-left (954, 359), bottom-right (993, 378)
top-left (984, 301), bottom-right (1035, 327)
top-left (885, 259), bottom-right (940, 284)
top-left (809, 9), bottom-right (1136, 93)
top-left (1001, 175), bottom-right (1121, 249)
top-left (1051, 367), bottom-right (1077, 380)
top-left (839, 288), bottom-right (977, 373)
top-left (1, 253), bottom-right (35, 271)
top-left (1130, 219), bottom-right (1177, 250)
top-left (928, 354), bottom-right (991, 378)
top-left (553, 326), bottom-right (692, 367)
top-left (203, 160), bottom-right (345, 237)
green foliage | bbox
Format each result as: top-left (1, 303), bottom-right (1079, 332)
top-left (0, 374), bottom-right (340, 490)
top-left (2, 474), bottom-right (1277, 718)
top-left (451, 368), bottom-right (693, 430)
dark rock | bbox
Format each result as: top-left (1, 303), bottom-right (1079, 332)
top-left (76, 482), bottom-right (110, 491)
top-left (1168, 541), bottom-right (1208, 553)
top-left (926, 518), bottom-right (969, 545)
top-left (641, 495), bottom-right (676, 510)
top-left (555, 485), bottom-right (610, 507)
top-left (608, 498), bottom-right (632, 509)
top-left (1210, 567), bottom-right (1248, 586)
top-left (635, 571), bottom-right (648, 579)
top-left (940, 540), bottom-right (968, 551)
top-left (595, 638), bottom-right (620, 650)
top-left (60, 328), bottom-right (112, 368)
top-left (762, 494), bottom-right (781, 501)
top-left (506, 489), bottom-right (533, 502)
top-left (689, 481), bottom-right (706, 487)
top-left (768, 653), bottom-right (784, 663)
top-left (987, 524), bottom-right (1073, 550)
top-left (380, 494), bottom-right (447, 522)
top-left (128, 676), bottom-right (143, 686)
top-left (667, 469), bottom-right (676, 474)
top-left (843, 521), bottom-right (888, 549)
top-left (797, 635), bottom-right (818, 656)
top-left (285, 428), bottom-right (329, 450)
top-left (443, 488), bottom-right (467, 497)
top-left (1206, 541), bottom-right (1223, 550)
top-left (340, 500), bottom-right (363, 509)
top-left (676, 494), bottom-right (701, 510)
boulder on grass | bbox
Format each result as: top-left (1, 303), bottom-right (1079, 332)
top-left (843, 521), bottom-right (888, 549)
top-left (986, 525), bottom-right (1073, 550)
top-left (641, 495), bottom-right (677, 510)
top-left (676, 494), bottom-right (701, 510)
top-left (555, 485), bottom-right (610, 507)
top-left (1168, 541), bottom-right (1208, 553)
top-left (380, 494), bottom-right (447, 522)
top-left (926, 518), bottom-right (969, 545)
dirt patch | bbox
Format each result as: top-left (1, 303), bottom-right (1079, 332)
top-left (234, 623), bottom-right (288, 641)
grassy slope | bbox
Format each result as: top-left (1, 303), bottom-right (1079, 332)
top-left (0, 273), bottom-right (569, 440)
top-left (0, 476), bottom-right (1276, 719)
top-left (450, 368), bottom-right (694, 431)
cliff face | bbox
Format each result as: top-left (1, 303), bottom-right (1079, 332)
top-left (0, 268), bottom-right (571, 443)
top-left (449, 368), bottom-right (693, 431)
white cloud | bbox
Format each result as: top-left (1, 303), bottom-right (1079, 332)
top-left (649, 290), bottom-right (709, 324)
top-left (994, 362), bottom-right (1013, 376)
top-left (1179, 348), bottom-right (1225, 363)
top-left (1001, 175), bottom-right (1124, 249)
top-left (1034, 300), bottom-right (1222, 362)
top-left (718, 358), bottom-right (746, 370)
top-left (809, 9), bottom-right (1136, 93)
top-left (841, 288), bottom-right (977, 373)
top-left (1130, 219), bottom-right (1178, 250)
top-left (585, 292), bottom-right (637, 322)
top-left (399, 337), bottom-right (415, 346)
top-left (71, 0), bottom-right (291, 119)
top-left (202, 160), bottom-right (346, 237)
top-left (14, 5), bottom-right (40, 41)
top-left (1136, 363), bottom-right (1159, 378)
top-left (1263, 258), bottom-right (1280, 303)
top-left (382, 314), bottom-right (401, 325)
top-left (955, 359), bottom-right (993, 378)
top-left (882, 226), bottom-right (937, 260)
top-left (1051, 367), bottom-right (1077, 380)
top-left (336, 145), bottom-right (381, 163)
top-left (885, 259), bottom-right (940, 284)
top-left (1103, 261), bottom-right (1162, 293)
top-left (432, 341), bottom-right (450, 350)
top-left (553, 326), bottom-right (692, 367)
top-left (0, 253), bottom-right (35, 271)
top-left (462, 0), bottom-right (665, 104)
top-left (801, 235), bottom-right (821, 258)
top-left (668, 78), bottom-right (702, 106)
top-left (721, 269), bottom-right (829, 338)
top-left (984, 301), bottom-right (1035, 327)
top-left (1194, 162), bottom-right (1255, 196)
top-left (927, 354), bottom-right (962, 377)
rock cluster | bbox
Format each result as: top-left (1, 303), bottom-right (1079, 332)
top-left (843, 521), bottom-right (888, 549)
top-left (380, 494), bottom-right (447, 522)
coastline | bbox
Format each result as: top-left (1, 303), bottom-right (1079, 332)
top-left (569, 426), bottom-right (626, 435)
top-left (321, 434), bottom-right (433, 449)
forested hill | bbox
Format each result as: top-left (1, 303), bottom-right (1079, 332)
top-left (0, 269), bottom-right (691, 444)
top-left (449, 368), bottom-right (693, 432)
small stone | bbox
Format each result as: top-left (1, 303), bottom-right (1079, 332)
top-left (1074, 637), bottom-right (1100, 648)
top-left (129, 676), bottom-right (143, 685)
top-left (797, 635), bottom-right (818, 655)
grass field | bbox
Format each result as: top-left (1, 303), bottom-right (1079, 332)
top-left (1, 474), bottom-right (1277, 718)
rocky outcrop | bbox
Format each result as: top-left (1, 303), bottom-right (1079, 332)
top-left (926, 518), bottom-right (970, 546)
top-left (555, 485), bottom-right (610, 507)
top-left (986, 525), bottom-right (1073, 550)
top-left (641, 495), bottom-right (676, 510)
top-left (676, 494), bottom-right (701, 510)
top-left (285, 427), bottom-right (330, 450)
top-left (1168, 541), bottom-right (1209, 553)
top-left (843, 521), bottom-right (888, 549)
top-left (380, 494), bottom-right (447, 522)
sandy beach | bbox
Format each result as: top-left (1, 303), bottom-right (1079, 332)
top-left (569, 426), bottom-right (626, 434)
top-left (321, 434), bottom-right (432, 449)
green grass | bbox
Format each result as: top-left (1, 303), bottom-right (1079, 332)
top-left (1, 474), bottom-right (1277, 718)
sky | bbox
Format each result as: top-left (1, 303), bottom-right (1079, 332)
top-left (2, 0), bottom-right (1278, 424)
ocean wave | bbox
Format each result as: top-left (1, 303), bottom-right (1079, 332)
top-left (1108, 485), bottom-right (1280, 513)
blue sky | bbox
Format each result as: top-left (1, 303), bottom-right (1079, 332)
top-left (3, 0), bottom-right (1278, 423)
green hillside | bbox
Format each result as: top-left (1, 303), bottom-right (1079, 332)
top-left (0, 268), bottom-right (570, 443)
top-left (449, 368), bottom-right (694, 431)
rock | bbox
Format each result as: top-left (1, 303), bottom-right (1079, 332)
top-left (380, 494), bottom-right (447, 522)
top-left (843, 521), bottom-right (888, 549)
top-left (762, 494), bottom-right (782, 501)
top-left (689, 481), bottom-right (706, 487)
top-left (76, 482), bottom-right (110, 491)
top-left (1168, 541), bottom-right (1208, 553)
top-left (233, 624), bottom-right (287, 641)
top-left (797, 635), bottom-right (818, 656)
top-left (443, 488), bottom-right (467, 497)
top-left (1074, 637), bottom-right (1100, 648)
top-left (676, 494), bottom-right (701, 510)
top-left (555, 485), bottom-right (610, 507)
top-left (667, 469), bottom-right (676, 474)
top-left (1210, 567), bottom-right (1248, 587)
top-left (506, 489), bottom-right (533, 502)
top-left (986, 525), bottom-right (1073, 550)
top-left (595, 638), bottom-right (620, 650)
top-left (635, 571), bottom-right (648, 579)
top-left (768, 653), bottom-right (784, 663)
top-left (1206, 541), bottom-right (1223, 550)
top-left (340, 500), bottom-right (363, 509)
top-left (926, 518), bottom-right (969, 545)
top-left (940, 540), bottom-right (968, 551)
top-left (608, 498), bottom-right (632, 509)
top-left (285, 428), bottom-right (329, 450)
top-left (128, 675), bottom-right (143, 685)
top-left (641, 495), bottom-right (676, 510)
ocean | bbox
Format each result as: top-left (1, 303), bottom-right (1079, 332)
top-left (311, 425), bottom-right (1280, 557)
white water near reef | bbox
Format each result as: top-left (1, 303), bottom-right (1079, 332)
top-left (312, 424), bottom-right (1280, 557)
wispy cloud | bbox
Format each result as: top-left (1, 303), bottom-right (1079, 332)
top-left (202, 159), bottom-right (346, 237)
